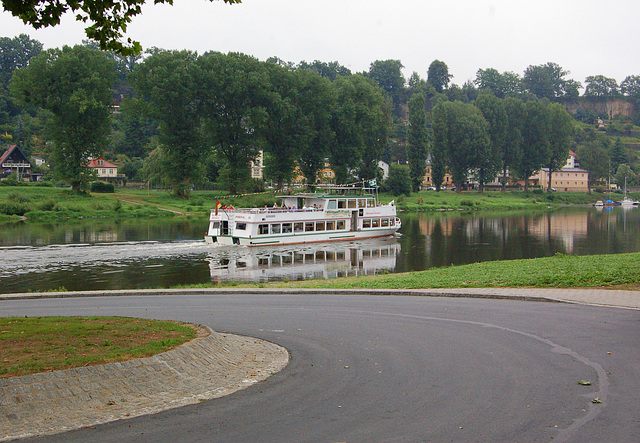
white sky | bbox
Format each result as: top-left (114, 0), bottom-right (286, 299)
top-left (1, 0), bottom-right (639, 89)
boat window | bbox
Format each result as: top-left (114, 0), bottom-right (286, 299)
top-left (372, 219), bottom-right (380, 228)
top-left (338, 199), bottom-right (346, 208)
top-left (282, 223), bottom-right (292, 233)
top-left (348, 199), bottom-right (357, 208)
top-left (363, 219), bottom-right (371, 228)
top-left (212, 222), bottom-right (220, 229)
top-left (316, 221), bottom-right (325, 231)
top-left (390, 218), bottom-right (395, 226)
top-left (271, 224), bottom-right (281, 234)
top-left (326, 221), bottom-right (335, 230)
top-left (358, 199), bottom-right (366, 208)
top-left (367, 199), bottom-right (375, 207)
top-left (294, 222), bottom-right (304, 233)
top-left (381, 218), bottom-right (389, 227)
top-left (327, 200), bottom-right (337, 209)
top-left (336, 220), bottom-right (345, 230)
top-left (258, 224), bottom-right (269, 235)
top-left (236, 223), bottom-right (247, 230)
top-left (305, 222), bottom-right (315, 232)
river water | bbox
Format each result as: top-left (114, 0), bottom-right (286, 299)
top-left (1, 207), bottom-right (639, 294)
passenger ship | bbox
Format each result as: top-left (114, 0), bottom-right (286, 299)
top-left (205, 187), bottom-right (401, 246)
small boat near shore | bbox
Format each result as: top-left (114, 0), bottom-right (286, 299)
top-left (205, 186), bottom-right (401, 246)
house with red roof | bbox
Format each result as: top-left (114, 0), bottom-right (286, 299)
top-left (0, 145), bottom-right (32, 181)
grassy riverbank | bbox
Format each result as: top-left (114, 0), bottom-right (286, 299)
top-left (0, 317), bottom-right (197, 378)
top-left (0, 184), bottom-right (621, 223)
top-left (187, 252), bottom-right (640, 291)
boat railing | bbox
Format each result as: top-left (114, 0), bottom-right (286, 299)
top-left (215, 207), bottom-right (324, 215)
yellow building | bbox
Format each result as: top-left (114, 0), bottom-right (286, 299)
top-left (422, 165), bottom-right (454, 189)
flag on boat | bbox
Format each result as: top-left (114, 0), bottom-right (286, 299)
top-left (215, 200), bottom-right (222, 215)
top-left (369, 179), bottom-right (377, 186)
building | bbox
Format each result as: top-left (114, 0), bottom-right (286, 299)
top-left (87, 157), bottom-right (126, 186)
top-left (0, 145), bottom-right (32, 181)
top-left (250, 151), bottom-right (264, 180)
top-left (422, 159), bottom-right (454, 189)
top-left (528, 151), bottom-right (589, 192)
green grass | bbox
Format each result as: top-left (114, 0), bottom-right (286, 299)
top-left (0, 316), bottom-right (197, 378)
top-left (191, 252), bottom-right (640, 290)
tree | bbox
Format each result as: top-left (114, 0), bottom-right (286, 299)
top-left (545, 103), bottom-right (574, 190)
top-left (501, 97), bottom-right (526, 191)
top-left (130, 50), bottom-right (205, 198)
top-left (0, 34), bottom-right (42, 127)
top-left (615, 164), bottom-right (636, 189)
top-left (474, 68), bottom-right (522, 98)
top-left (522, 62), bottom-right (574, 101)
top-left (515, 101), bottom-right (550, 191)
top-left (297, 60), bottom-right (351, 81)
top-left (406, 93), bottom-right (429, 191)
top-left (576, 132), bottom-right (611, 193)
top-left (610, 137), bottom-right (628, 170)
top-left (2, 0), bottom-right (241, 55)
top-left (329, 74), bottom-right (390, 185)
top-left (432, 100), bottom-right (489, 192)
top-left (197, 52), bottom-right (269, 194)
top-left (584, 75), bottom-right (619, 98)
top-left (385, 163), bottom-right (411, 196)
top-left (368, 59), bottom-right (405, 116)
top-left (9, 45), bottom-right (115, 193)
top-left (429, 100), bottom-right (448, 191)
top-left (620, 75), bottom-right (640, 101)
top-left (474, 93), bottom-right (506, 192)
top-left (295, 69), bottom-right (335, 188)
top-left (427, 60), bottom-right (452, 93)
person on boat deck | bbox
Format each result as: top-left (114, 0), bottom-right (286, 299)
top-left (273, 203), bottom-right (278, 208)
top-left (313, 204), bottom-right (318, 210)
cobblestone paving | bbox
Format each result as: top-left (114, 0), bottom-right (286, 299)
top-left (0, 328), bottom-right (289, 441)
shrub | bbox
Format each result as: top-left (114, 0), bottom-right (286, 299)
top-left (0, 201), bottom-right (30, 216)
top-left (90, 181), bottom-right (115, 193)
top-left (460, 200), bottom-right (474, 207)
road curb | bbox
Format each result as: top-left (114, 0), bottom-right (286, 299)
top-left (0, 326), bottom-right (289, 441)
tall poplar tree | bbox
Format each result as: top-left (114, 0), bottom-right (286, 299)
top-left (474, 93), bottom-right (505, 192)
top-left (545, 103), bottom-right (574, 190)
top-left (516, 101), bottom-right (550, 191)
top-left (407, 93), bottom-right (429, 191)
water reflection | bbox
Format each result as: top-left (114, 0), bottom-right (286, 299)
top-left (208, 238), bottom-right (400, 283)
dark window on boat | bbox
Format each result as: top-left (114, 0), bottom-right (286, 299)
top-left (305, 222), bottom-right (315, 232)
top-left (236, 223), bottom-right (247, 230)
top-left (327, 200), bottom-right (337, 209)
top-left (337, 220), bottom-right (345, 230)
top-left (348, 199), bottom-right (357, 208)
top-left (271, 224), bottom-right (281, 234)
top-left (258, 224), bottom-right (269, 235)
top-left (326, 220), bottom-right (335, 230)
top-left (372, 219), bottom-right (380, 228)
top-left (282, 223), bottom-right (292, 233)
top-left (367, 199), bottom-right (375, 207)
top-left (390, 218), bottom-right (395, 226)
top-left (294, 222), bottom-right (304, 233)
top-left (381, 218), bottom-right (389, 227)
top-left (358, 199), bottom-right (366, 208)
top-left (363, 219), bottom-right (371, 228)
top-left (316, 221), bottom-right (325, 231)
top-left (212, 222), bottom-right (220, 229)
top-left (338, 199), bottom-right (346, 209)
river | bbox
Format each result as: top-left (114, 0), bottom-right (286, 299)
top-left (1, 207), bottom-right (639, 294)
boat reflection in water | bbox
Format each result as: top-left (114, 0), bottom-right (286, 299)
top-left (207, 237), bottom-right (401, 283)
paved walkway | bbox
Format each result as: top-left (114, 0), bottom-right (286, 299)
top-left (1, 287), bottom-right (638, 440)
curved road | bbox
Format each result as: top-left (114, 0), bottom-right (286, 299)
top-left (4, 293), bottom-right (639, 442)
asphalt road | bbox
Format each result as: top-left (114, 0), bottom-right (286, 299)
top-left (4, 293), bottom-right (639, 442)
